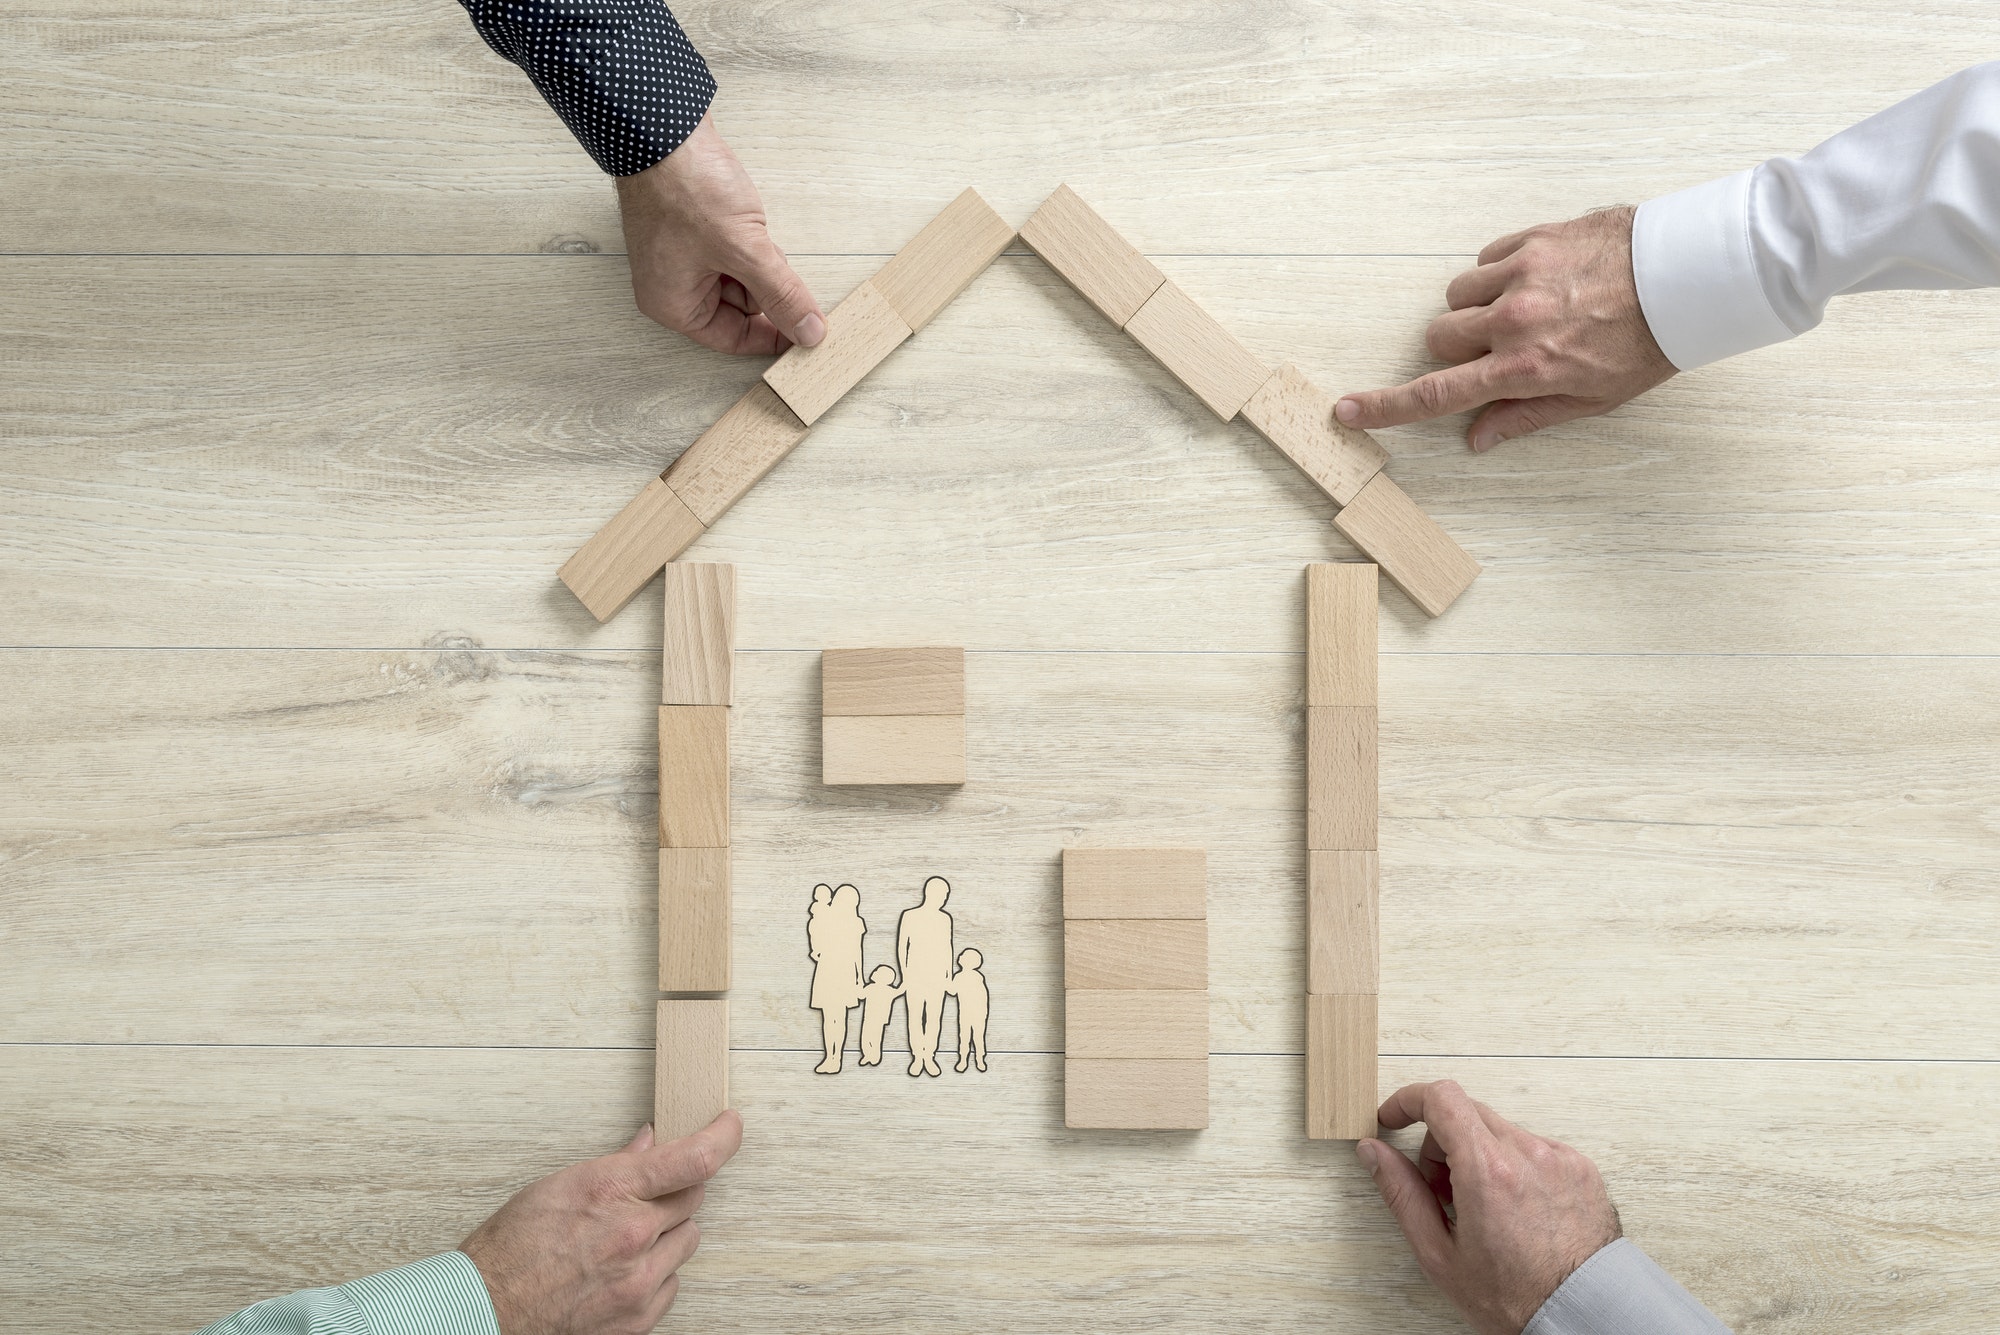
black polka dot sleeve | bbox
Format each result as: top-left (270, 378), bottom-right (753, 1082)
top-left (457, 0), bottom-right (717, 176)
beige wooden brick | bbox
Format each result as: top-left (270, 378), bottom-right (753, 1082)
top-left (1064, 919), bottom-right (1207, 990)
top-left (871, 187), bottom-right (1016, 332)
top-left (761, 280), bottom-right (912, 426)
top-left (656, 998), bottom-right (729, 1142)
top-left (558, 477), bottom-right (704, 623)
top-left (1061, 847), bottom-right (1206, 920)
top-left (1307, 706), bottom-right (1376, 851)
top-left (821, 714), bottom-right (965, 786)
top-left (821, 647), bottom-right (965, 716)
top-left (1333, 472), bottom-right (1481, 618)
top-left (659, 846), bottom-right (730, 993)
top-left (661, 563), bottom-right (734, 706)
top-left (659, 705), bottom-right (729, 847)
top-left (1306, 993), bottom-right (1377, 1140)
top-left (1124, 278), bottom-right (1271, 420)
top-left (1242, 364), bottom-right (1390, 506)
top-left (1308, 850), bottom-right (1378, 995)
top-left (1018, 184), bottom-right (1165, 328)
top-left (1065, 1058), bottom-right (1208, 1130)
top-left (1307, 562), bottom-right (1377, 709)
top-left (660, 381), bottom-right (809, 526)
top-left (1065, 989), bottom-right (1207, 1060)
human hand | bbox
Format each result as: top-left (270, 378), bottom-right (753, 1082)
top-left (614, 113), bottom-right (824, 355)
top-left (461, 1111), bottom-right (743, 1335)
top-left (1335, 207), bottom-right (1675, 452)
top-left (1356, 1081), bottom-right (1620, 1335)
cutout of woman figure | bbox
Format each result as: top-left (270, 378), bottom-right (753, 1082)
top-left (808, 882), bottom-right (866, 1074)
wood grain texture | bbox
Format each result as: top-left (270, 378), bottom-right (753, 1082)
top-left (870, 187), bottom-right (1016, 332)
top-left (1241, 364), bottom-right (1389, 507)
top-left (1061, 847), bottom-right (1208, 919)
top-left (1065, 920), bottom-right (1208, 991)
top-left (1308, 706), bottom-right (1377, 852)
top-left (761, 279), bottom-right (912, 426)
top-left (1064, 989), bottom-right (1208, 1060)
top-left (1018, 184), bottom-right (1165, 328)
top-left (1332, 473), bottom-right (1481, 619)
top-left (1307, 993), bottom-right (1378, 1140)
top-left (1307, 563), bottom-right (1377, 709)
top-left (820, 647), bottom-right (966, 716)
top-left (1308, 851), bottom-right (1378, 996)
top-left (658, 705), bottom-right (730, 847)
top-left (660, 846), bottom-right (731, 994)
top-left (1065, 1058), bottom-right (1209, 1130)
top-left (557, 477), bottom-right (704, 623)
top-left (1123, 277), bottom-right (1272, 420)
top-left (661, 563), bottom-right (735, 706)
top-left (820, 713), bottom-right (966, 786)
top-left (660, 381), bottom-right (810, 528)
top-left (655, 998), bottom-right (729, 1142)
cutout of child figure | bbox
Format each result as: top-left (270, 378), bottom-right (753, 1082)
top-left (948, 947), bottom-right (989, 1073)
top-left (856, 966), bottom-right (903, 1067)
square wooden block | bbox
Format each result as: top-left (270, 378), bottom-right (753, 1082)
top-left (1332, 472), bottom-right (1481, 618)
top-left (822, 714), bottom-right (966, 786)
top-left (1019, 184), bottom-right (1165, 328)
top-left (1064, 919), bottom-right (1207, 990)
top-left (1065, 989), bottom-right (1207, 1061)
top-left (871, 187), bottom-right (1016, 332)
top-left (1307, 706), bottom-right (1377, 851)
top-left (761, 280), bottom-right (912, 426)
top-left (558, 476), bottom-right (705, 623)
top-left (1307, 562), bottom-right (1377, 709)
top-left (1065, 1058), bottom-right (1208, 1130)
top-left (1124, 278), bottom-right (1271, 420)
top-left (1306, 993), bottom-right (1377, 1141)
top-left (1241, 365), bottom-right (1389, 507)
top-left (1061, 847), bottom-right (1206, 919)
top-left (660, 381), bottom-right (809, 526)
top-left (1308, 850), bottom-right (1378, 995)
top-left (821, 647), bottom-right (965, 716)
top-left (659, 846), bottom-right (730, 993)
top-left (659, 705), bottom-right (729, 847)
top-left (661, 563), bottom-right (735, 706)
top-left (656, 998), bottom-right (729, 1143)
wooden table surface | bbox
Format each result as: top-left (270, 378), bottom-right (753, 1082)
top-left (5, 3), bottom-right (1999, 1331)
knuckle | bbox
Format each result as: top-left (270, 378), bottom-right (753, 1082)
top-left (1411, 377), bottom-right (1451, 414)
top-left (615, 1217), bottom-right (656, 1257)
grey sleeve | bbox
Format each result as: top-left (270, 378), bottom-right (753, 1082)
top-left (1524, 1239), bottom-right (1734, 1335)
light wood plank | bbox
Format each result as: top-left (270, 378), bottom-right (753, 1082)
top-left (1307, 562), bottom-right (1377, 709)
top-left (660, 381), bottom-right (810, 528)
top-left (1308, 850), bottom-right (1378, 996)
top-left (1332, 473), bottom-right (1482, 618)
top-left (1241, 364), bottom-right (1389, 506)
top-left (660, 846), bottom-right (731, 993)
top-left (1306, 993), bottom-right (1378, 1140)
top-left (655, 998), bottom-right (729, 1141)
top-left (1061, 847), bottom-right (1208, 919)
top-left (820, 647), bottom-right (966, 716)
top-left (1065, 1058), bottom-right (1209, 1130)
top-left (661, 563), bottom-right (735, 706)
top-left (1064, 989), bottom-right (1208, 1060)
top-left (1018, 184), bottom-right (1165, 328)
top-left (1124, 277), bottom-right (1272, 420)
top-left (761, 279), bottom-right (912, 426)
top-left (558, 477), bottom-right (704, 623)
top-left (659, 705), bottom-right (730, 847)
top-left (820, 713), bottom-right (967, 785)
top-left (870, 187), bottom-right (1016, 332)
top-left (1307, 706), bottom-right (1377, 851)
top-left (1065, 920), bottom-right (1208, 990)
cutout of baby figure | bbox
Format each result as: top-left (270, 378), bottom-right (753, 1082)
top-left (857, 965), bottom-right (903, 1067)
top-left (948, 947), bottom-right (989, 1073)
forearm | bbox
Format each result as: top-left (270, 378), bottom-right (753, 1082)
top-left (1524, 1239), bottom-right (1733, 1335)
top-left (194, 1251), bottom-right (499, 1335)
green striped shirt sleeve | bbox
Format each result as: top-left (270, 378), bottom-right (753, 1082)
top-left (194, 1250), bottom-right (501, 1335)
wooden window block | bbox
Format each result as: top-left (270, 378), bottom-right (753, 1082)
top-left (660, 381), bottom-right (809, 527)
top-left (870, 187), bottom-right (1016, 332)
top-left (1307, 706), bottom-right (1377, 851)
top-left (1307, 562), bottom-right (1377, 709)
top-left (661, 563), bottom-right (735, 706)
top-left (1306, 993), bottom-right (1377, 1140)
top-left (1065, 989), bottom-right (1207, 1060)
top-left (1064, 919), bottom-right (1207, 990)
top-left (1061, 847), bottom-right (1206, 920)
top-left (821, 647), bottom-right (965, 716)
top-left (656, 998), bottom-right (729, 1142)
top-left (659, 846), bottom-right (730, 993)
top-left (1124, 278), bottom-right (1271, 421)
top-left (761, 279), bottom-right (912, 426)
top-left (1308, 850), bottom-right (1378, 995)
top-left (558, 477), bottom-right (705, 623)
top-left (1332, 472), bottom-right (1481, 618)
top-left (821, 714), bottom-right (965, 786)
top-left (1019, 184), bottom-right (1166, 329)
top-left (1065, 1058), bottom-right (1208, 1130)
top-left (1243, 364), bottom-right (1390, 507)
top-left (659, 706), bottom-right (729, 847)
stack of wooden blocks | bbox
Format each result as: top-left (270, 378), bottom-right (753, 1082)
top-left (1304, 563), bottom-right (1380, 1140)
top-left (821, 647), bottom-right (967, 786)
top-left (656, 563), bottom-right (735, 1140)
top-left (1062, 848), bottom-right (1209, 1130)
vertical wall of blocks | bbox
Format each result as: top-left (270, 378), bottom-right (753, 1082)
top-left (1062, 849), bottom-right (1209, 1130)
top-left (821, 647), bottom-right (967, 786)
top-left (1305, 563), bottom-right (1380, 1139)
top-left (656, 563), bottom-right (734, 1140)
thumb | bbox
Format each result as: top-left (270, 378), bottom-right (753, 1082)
top-left (1466, 395), bottom-right (1597, 452)
top-left (1357, 1138), bottom-right (1452, 1274)
top-left (623, 1123), bottom-right (656, 1154)
top-left (737, 240), bottom-right (824, 347)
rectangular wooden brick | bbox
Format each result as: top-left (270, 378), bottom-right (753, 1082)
top-left (1308, 850), bottom-right (1378, 995)
top-left (656, 998), bottom-right (729, 1142)
top-left (661, 563), bottom-right (735, 706)
top-left (659, 705), bottom-right (729, 847)
top-left (1333, 472), bottom-right (1481, 618)
top-left (1307, 563), bottom-right (1377, 709)
top-left (659, 846), bottom-right (730, 993)
top-left (1065, 1058), bottom-right (1208, 1130)
top-left (1061, 848), bottom-right (1207, 920)
top-left (1065, 989), bottom-right (1207, 1061)
top-left (821, 714), bottom-right (965, 786)
top-left (1018, 184), bottom-right (1165, 328)
top-left (1242, 364), bottom-right (1390, 506)
top-left (870, 187), bottom-right (1016, 332)
top-left (1307, 706), bottom-right (1377, 851)
top-left (1306, 993), bottom-right (1377, 1140)
top-left (558, 476), bottom-right (705, 623)
top-left (1124, 277), bottom-right (1271, 420)
top-left (1064, 919), bottom-right (1207, 990)
top-left (660, 381), bottom-right (809, 526)
top-left (761, 279), bottom-right (912, 426)
top-left (821, 647), bottom-right (965, 716)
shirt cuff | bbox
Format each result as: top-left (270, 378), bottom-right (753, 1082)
top-left (1632, 168), bottom-right (1796, 371)
top-left (1524, 1238), bottom-right (1734, 1335)
top-left (337, 1251), bottom-right (501, 1335)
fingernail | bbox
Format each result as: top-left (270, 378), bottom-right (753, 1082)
top-left (1471, 429), bottom-right (1500, 452)
top-left (1354, 1139), bottom-right (1379, 1171)
top-left (1334, 398), bottom-right (1361, 425)
top-left (793, 312), bottom-right (826, 347)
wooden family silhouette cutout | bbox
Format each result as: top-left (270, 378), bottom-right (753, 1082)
top-left (807, 875), bottom-right (989, 1077)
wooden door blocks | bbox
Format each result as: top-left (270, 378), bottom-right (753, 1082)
top-left (821, 647), bottom-right (967, 786)
top-left (1062, 848), bottom-right (1209, 1129)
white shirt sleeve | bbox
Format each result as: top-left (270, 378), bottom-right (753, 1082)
top-left (1631, 61), bottom-right (2000, 370)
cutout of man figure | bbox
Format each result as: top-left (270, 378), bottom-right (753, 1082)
top-left (948, 947), bottom-right (989, 1073)
top-left (896, 876), bottom-right (956, 1077)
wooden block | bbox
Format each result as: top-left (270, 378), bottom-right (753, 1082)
top-left (1064, 919), bottom-right (1207, 990)
top-left (1124, 277), bottom-right (1272, 420)
top-left (821, 714), bottom-right (965, 786)
top-left (1307, 563), bottom-right (1377, 708)
top-left (659, 847), bottom-right (730, 993)
top-left (761, 279), bottom-right (912, 426)
top-left (661, 564), bottom-right (735, 706)
top-left (821, 647), bottom-right (965, 716)
top-left (870, 187), bottom-right (1016, 332)
top-left (658, 705), bottom-right (729, 847)
top-left (660, 381), bottom-right (809, 526)
top-left (1243, 364), bottom-right (1390, 506)
top-left (558, 477), bottom-right (705, 623)
top-left (1307, 706), bottom-right (1376, 851)
top-left (1018, 184), bottom-right (1165, 328)
top-left (1306, 993), bottom-right (1377, 1140)
top-left (1065, 1058), bottom-right (1208, 1130)
top-left (1332, 472), bottom-right (1482, 618)
top-left (1061, 848), bottom-right (1206, 920)
top-left (1065, 989), bottom-right (1207, 1060)
top-left (655, 998), bottom-right (729, 1143)
top-left (1307, 850), bottom-right (1378, 995)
